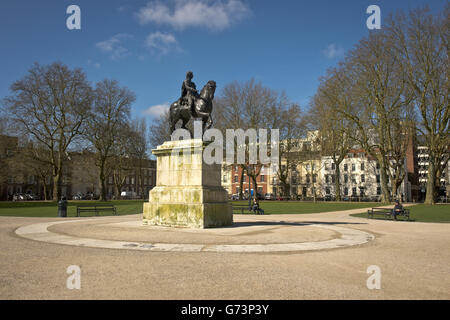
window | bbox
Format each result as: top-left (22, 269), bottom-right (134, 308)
top-left (306, 174), bottom-right (311, 184)
top-left (351, 175), bottom-right (356, 184)
top-left (377, 187), bottom-right (381, 195)
top-left (361, 162), bottom-right (365, 171)
top-left (312, 174), bottom-right (317, 183)
top-left (376, 175), bottom-right (380, 183)
top-left (344, 174), bottom-right (348, 183)
top-left (325, 187), bottom-right (330, 195)
top-left (352, 187), bottom-right (357, 196)
top-left (344, 187), bottom-right (348, 196)
top-left (325, 175), bottom-right (329, 184)
top-left (344, 164), bottom-right (348, 172)
top-left (351, 163), bottom-right (355, 171)
top-left (361, 174), bottom-right (365, 183)
top-left (260, 175), bottom-right (265, 182)
top-left (331, 175), bottom-right (335, 183)
top-left (331, 163), bottom-right (336, 170)
top-left (376, 163), bottom-right (380, 169)
top-left (234, 176), bottom-right (238, 183)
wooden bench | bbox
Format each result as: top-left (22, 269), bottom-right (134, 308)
top-left (367, 207), bottom-right (410, 221)
top-left (76, 204), bottom-right (117, 217)
top-left (232, 203), bottom-right (265, 215)
top-left (232, 204), bottom-right (252, 214)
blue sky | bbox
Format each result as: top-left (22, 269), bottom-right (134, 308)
top-left (0, 0), bottom-right (447, 120)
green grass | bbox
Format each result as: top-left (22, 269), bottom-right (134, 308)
top-left (232, 200), bottom-right (384, 215)
top-left (0, 200), bottom-right (144, 217)
top-left (350, 204), bottom-right (450, 223)
top-left (2, 200), bottom-right (447, 222)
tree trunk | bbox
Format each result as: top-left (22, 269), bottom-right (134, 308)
top-left (335, 165), bottom-right (341, 201)
top-left (251, 175), bottom-right (258, 199)
top-left (52, 172), bottom-right (61, 201)
top-left (239, 168), bottom-right (244, 200)
top-left (42, 181), bottom-right (48, 201)
top-left (379, 163), bottom-right (391, 203)
top-left (424, 160), bottom-right (436, 205)
top-left (99, 161), bottom-right (107, 201)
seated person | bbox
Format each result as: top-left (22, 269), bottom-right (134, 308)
top-left (252, 197), bottom-right (264, 215)
top-left (393, 200), bottom-right (404, 220)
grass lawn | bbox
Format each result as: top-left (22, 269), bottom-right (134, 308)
top-left (0, 200), bottom-right (145, 217)
top-left (232, 200), bottom-right (384, 215)
top-left (0, 200), bottom-right (384, 218)
top-left (350, 204), bottom-right (450, 223)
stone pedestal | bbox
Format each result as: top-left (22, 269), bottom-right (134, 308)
top-left (143, 139), bottom-right (233, 228)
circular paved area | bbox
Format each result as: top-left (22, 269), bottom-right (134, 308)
top-left (15, 217), bottom-right (375, 253)
top-left (2, 205), bottom-right (449, 299)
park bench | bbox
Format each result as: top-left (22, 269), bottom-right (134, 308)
top-left (76, 204), bottom-right (117, 217)
top-left (231, 203), bottom-right (264, 215)
top-left (367, 207), bottom-right (410, 221)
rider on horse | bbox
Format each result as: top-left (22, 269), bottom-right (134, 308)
top-left (181, 71), bottom-right (199, 116)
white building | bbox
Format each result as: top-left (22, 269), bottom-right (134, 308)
top-left (321, 151), bottom-right (383, 201)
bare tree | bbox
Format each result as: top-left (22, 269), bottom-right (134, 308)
top-left (86, 79), bottom-right (134, 201)
top-left (148, 110), bottom-right (171, 149)
top-left (128, 118), bottom-right (149, 198)
top-left (388, 6), bottom-right (449, 204)
top-left (3, 62), bottom-right (92, 200)
top-left (217, 80), bottom-right (290, 199)
top-left (309, 90), bottom-right (355, 201)
top-left (276, 104), bottom-right (304, 197)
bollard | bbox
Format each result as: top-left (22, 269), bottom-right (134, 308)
top-left (58, 197), bottom-right (68, 217)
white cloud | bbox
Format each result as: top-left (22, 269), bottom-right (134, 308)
top-left (96, 33), bottom-right (133, 60)
top-left (145, 32), bottom-right (179, 55)
top-left (137, 0), bottom-right (250, 31)
top-left (322, 44), bottom-right (345, 59)
top-left (87, 60), bottom-right (101, 69)
top-left (144, 103), bottom-right (170, 117)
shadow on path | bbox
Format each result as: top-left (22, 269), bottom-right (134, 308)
top-left (228, 220), bottom-right (367, 228)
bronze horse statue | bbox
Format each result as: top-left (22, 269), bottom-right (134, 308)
top-left (169, 80), bottom-right (216, 134)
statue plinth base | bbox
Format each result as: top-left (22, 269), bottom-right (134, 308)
top-left (143, 139), bottom-right (233, 228)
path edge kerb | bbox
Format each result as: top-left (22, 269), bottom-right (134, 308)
top-left (14, 216), bottom-right (375, 253)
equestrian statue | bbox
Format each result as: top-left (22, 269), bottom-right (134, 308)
top-left (169, 71), bottom-right (215, 134)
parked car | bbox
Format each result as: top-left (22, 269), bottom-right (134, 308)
top-left (72, 193), bottom-right (84, 200)
top-left (12, 193), bottom-right (27, 201)
top-left (25, 193), bottom-right (40, 200)
top-left (256, 193), bottom-right (265, 200)
top-left (265, 193), bottom-right (275, 200)
top-left (83, 193), bottom-right (99, 200)
top-left (120, 191), bottom-right (136, 200)
top-left (231, 194), bottom-right (240, 200)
